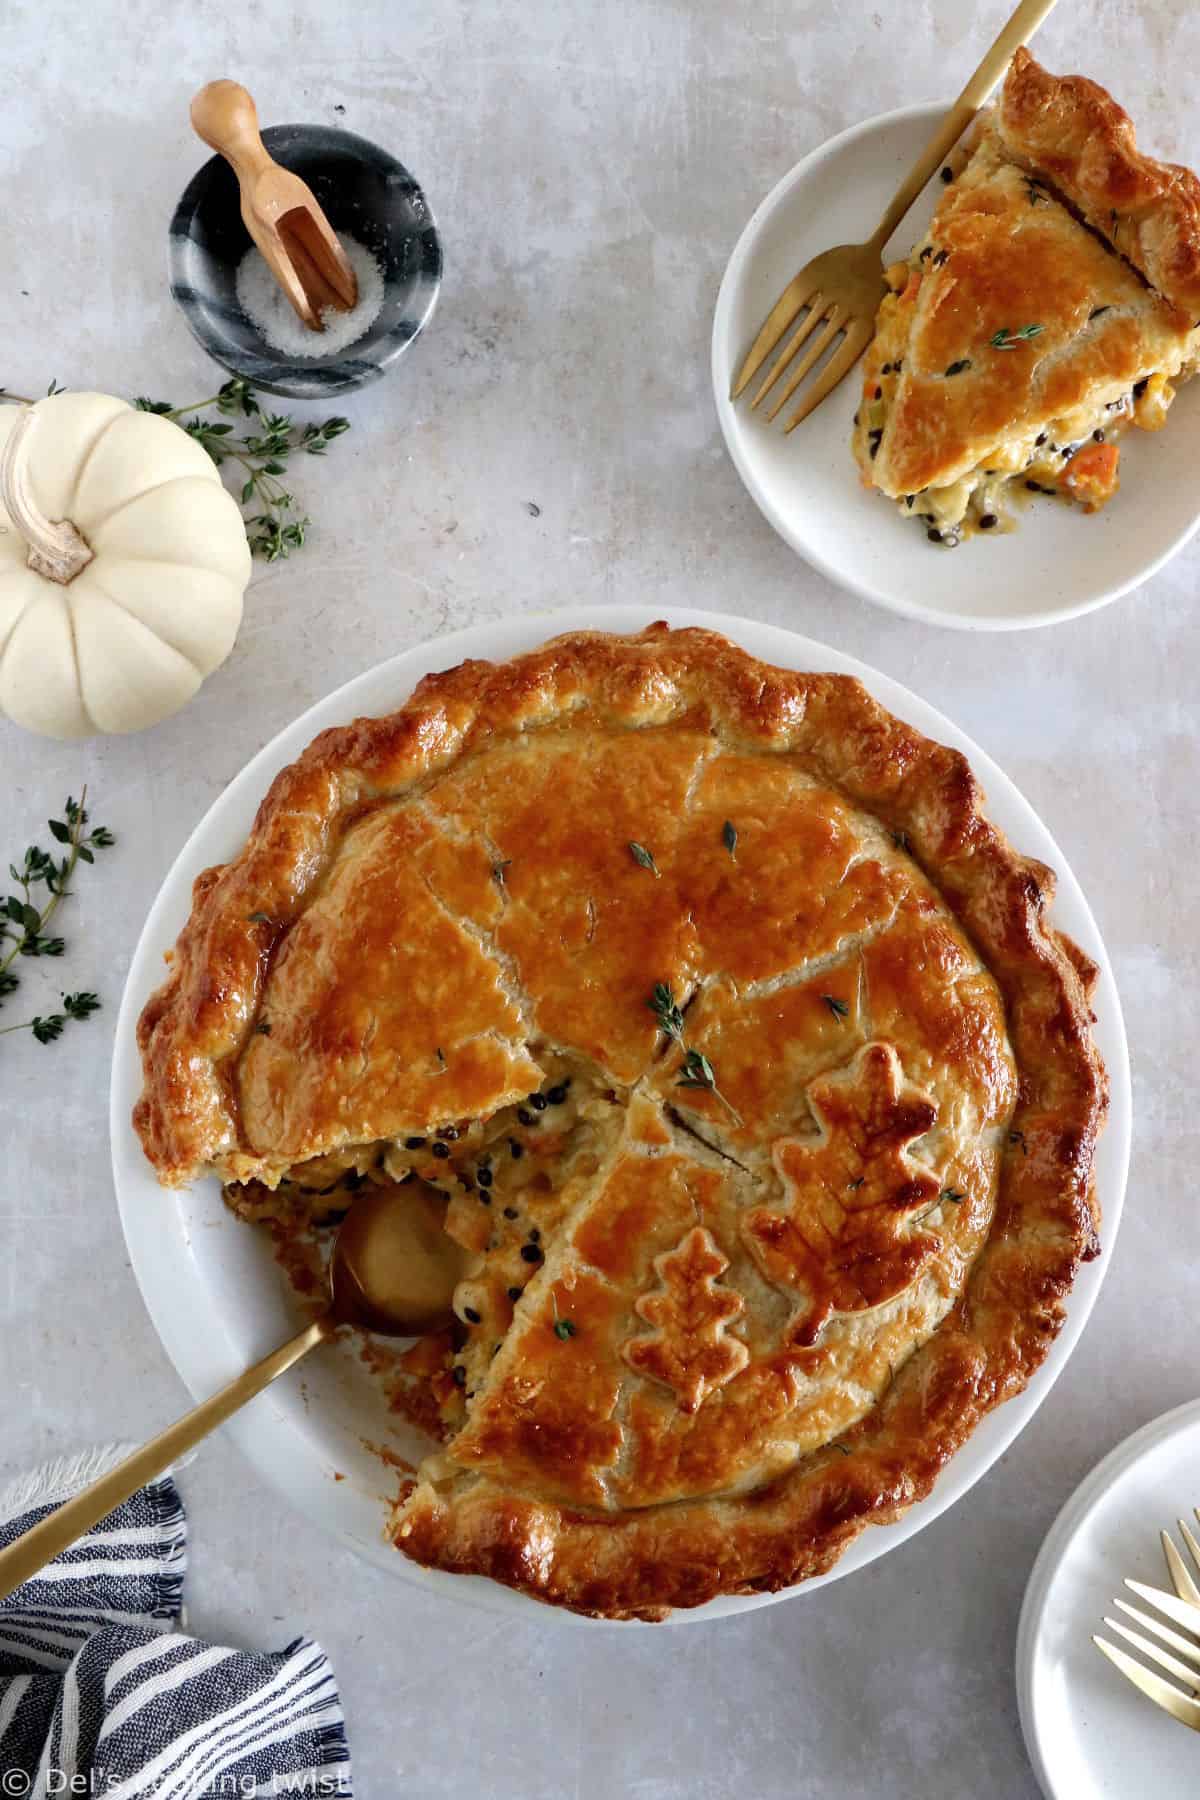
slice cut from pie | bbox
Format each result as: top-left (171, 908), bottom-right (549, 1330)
top-left (852, 50), bottom-right (1200, 540)
top-left (134, 625), bottom-right (1107, 1619)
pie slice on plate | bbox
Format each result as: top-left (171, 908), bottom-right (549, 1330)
top-left (852, 50), bottom-right (1200, 541)
top-left (134, 625), bottom-right (1107, 1619)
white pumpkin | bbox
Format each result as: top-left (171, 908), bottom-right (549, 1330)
top-left (0, 393), bottom-right (251, 738)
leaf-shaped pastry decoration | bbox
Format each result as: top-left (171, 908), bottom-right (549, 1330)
top-left (742, 1042), bottom-right (941, 1348)
top-left (622, 1226), bottom-right (749, 1413)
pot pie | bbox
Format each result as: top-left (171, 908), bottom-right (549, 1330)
top-left (134, 625), bottom-right (1108, 1619)
top-left (852, 51), bottom-right (1200, 541)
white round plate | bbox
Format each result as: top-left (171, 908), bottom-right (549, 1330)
top-left (1017, 1400), bottom-right (1200, 1798)
top-left (712, 105), bottom-right (1200, 631)
top-left (111, 606), bottom-right (1131, 1624)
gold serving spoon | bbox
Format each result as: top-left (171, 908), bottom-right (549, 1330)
top-left (190, 79), bottom-right (359, 330)
top-left (732, 0), bottom-right (1059, 429)
top-left (0, 1181), bottom-right (469, 1602)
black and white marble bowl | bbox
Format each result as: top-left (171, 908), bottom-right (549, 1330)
top-left (168, 123), bottom-right (441, 399)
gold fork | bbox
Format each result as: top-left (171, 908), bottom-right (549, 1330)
top-left (732, 0), bottom-right (1059, 431)
top-left (1094, 1510), bottom-right (1200, 1729)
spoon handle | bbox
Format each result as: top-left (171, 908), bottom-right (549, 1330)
top-left (0, 1316), bottom-right (329, 1603)
top-left (190, 79), bottom-right (274, 182)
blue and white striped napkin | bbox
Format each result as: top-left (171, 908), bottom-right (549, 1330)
top-left (0, 1448), bottom-right (352, 1798)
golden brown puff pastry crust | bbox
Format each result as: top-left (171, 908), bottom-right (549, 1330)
top-left (999, 49), bottom-right (1200, 322)
top-left (134, 625), bottom-right (1107, 1618)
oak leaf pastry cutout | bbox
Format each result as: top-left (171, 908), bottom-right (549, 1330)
top-left (742, 1042), bottom-right (941, 1348)
top-left (622, 1226), bottom-right (750, 1413)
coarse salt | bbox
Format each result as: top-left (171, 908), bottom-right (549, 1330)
top-left (235, 233), bottom-right (385, 359)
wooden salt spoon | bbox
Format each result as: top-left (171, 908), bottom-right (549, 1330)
top-left (190, 79), bottom-right (358, 330)
top-left (0, 1181), bottom-right (469, 1600)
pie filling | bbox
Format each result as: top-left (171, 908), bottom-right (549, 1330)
top-left (876, 359), bottom-right (1193, 544)
top-left (209, 724), bottom-right (1019, 1523)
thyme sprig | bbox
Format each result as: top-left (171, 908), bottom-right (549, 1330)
top-left (0, 792), bottom-right (114, 1046)
top-left (134, 378), bottom-right (349, 561)
top-left (646, 981), bottom-right (741, 1124)
top-left (990, 324), bottom-right (1044, 351)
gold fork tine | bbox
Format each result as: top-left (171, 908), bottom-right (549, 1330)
top-left (732, 273), bottom-right (821, 399)
top-left (784, 321), bottom-right (876, 432)
top-left (1094, 1636), bottom-right (1200, 1730)
top-left (1104, 1617), bottom-right (1200, 1689)
top-left (1164, 1527), bottom-right (1200, 1606)
top-left (1114, 1598), bottom-right (1200, 1671)
top-left (764, 309), bottom-right (846, 422)
top-left (750, 295), bottom-right (829, 408)
top-left (1180, 1517), bottom-right (1200, 1580)
top-left (1126, 1578), bottom-right (1200, 1635)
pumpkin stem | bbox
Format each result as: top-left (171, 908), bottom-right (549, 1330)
top-left (0, 406), bottom-right (94, 585)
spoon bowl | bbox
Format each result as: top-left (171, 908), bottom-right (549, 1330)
top-left (0, 1178), bottom-right (465, 1601)
top-left (330, 1179), bottom-right (471, 1335)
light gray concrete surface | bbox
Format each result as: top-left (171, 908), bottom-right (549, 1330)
top-left (2, 2), bottom-right (1196, 1794)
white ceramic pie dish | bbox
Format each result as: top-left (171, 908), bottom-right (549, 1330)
top-left (1017, 1399), bottom-right (1200, 1798)
top-left (110, 605), bottom-right (1131, 1624)
top-left (711, 104), bottom-right (1200, 631)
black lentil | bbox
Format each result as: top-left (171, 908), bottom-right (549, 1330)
top-left (507, 1286), bottom-right (523, 1301)
top-left (932, 249), bottom-right (950, 266)
top-left (1093, 428), bottom-right (1105, 442)
top-left (521, 1243), bottom-right (544, 1264)
top-left (1035, 433), bottom-right (1047, 446)
top-left (431, 1141), bottom-right (451, 1160)
top-left (509, 1139), bottom-right (523, 1160)
top-left (979, 513), bottom-right (998, 530)
top-left (464, 1306), bottom-right (481, 1324)
top-left (881, 362), bottom-right (892, 374)
top-left (516, 1108), bottom-right (536, 1127)
top-left (404, 1136), bottom-right (426, 1149)
top-left (478, 1193), bottom-right (491, 1206)
top-left (1134, 377), bottom-right (1148, 398)
top-left (452, 1365), bottom-right (467, 1386)
top-left (546, 1084), bottom-right (568, 1106)
top-left (477, 1166), bottom-right (493, 1188)
top-left (528, 1092), bottom-right (548, 1112)
top-left (927, 527), bottom-right (943, 543)
top-left (940, 165), bottom-right (953, 182)
top-left (873, 385), bottom-right (882, 399)
top-left (503, 1206), bottom-right (519, 1219)
top-left (529, 1227), bottom-right (542, 1243)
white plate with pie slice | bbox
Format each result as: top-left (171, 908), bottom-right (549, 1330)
top-left (712, 104), bottom-right (1200, 631)
top-left (110, 606), bottom-right (1131, 1623)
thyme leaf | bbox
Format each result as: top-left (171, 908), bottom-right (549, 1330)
top-left (134, 378), bottom-right (349, 561)
top-left (822, 994), bottom-right (850, 1020)
top-left (628, 841), bottom-right (659, 876)
top-left (676, 1048), bottom-right (742, 1125)
top-left (990, 324), bottom-right (1044, 351)
top-left (647, 981), bottom-right (686, 1045)
top-left (722, 820), bottom-right (738, 858)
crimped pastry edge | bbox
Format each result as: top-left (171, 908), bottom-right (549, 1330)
top-left (133, 623), bottom-right (1108, 1618)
